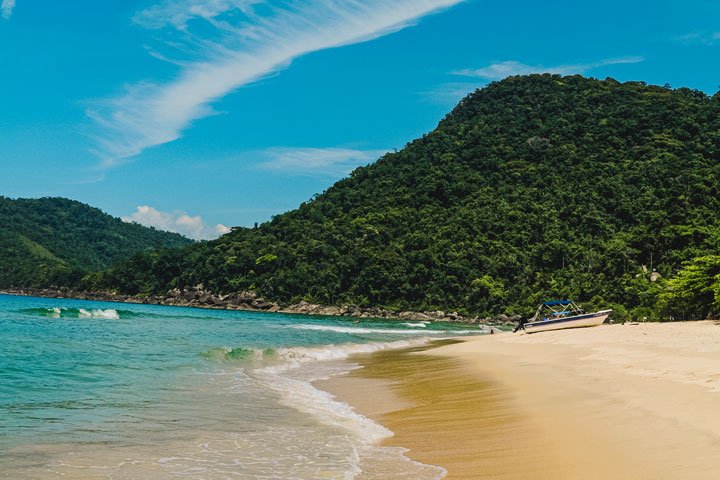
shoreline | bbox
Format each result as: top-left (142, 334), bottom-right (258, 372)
top-left (322, 322), bottom-right (720, 479)
top-left (0, 288), bottom-right (513, 326)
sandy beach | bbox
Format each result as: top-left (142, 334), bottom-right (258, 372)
top-left (322, 321), bottom-right (720, 479)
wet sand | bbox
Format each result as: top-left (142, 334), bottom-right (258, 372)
top-left (321, 322), bottom-right (720, 479)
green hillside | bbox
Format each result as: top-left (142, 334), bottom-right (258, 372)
top-left (0, 197), bottom-right (193, 287)
top-left (85, 75), bottom-right (720, 319)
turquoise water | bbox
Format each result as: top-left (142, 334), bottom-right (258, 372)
top-left (0, 294), bottom-right (481, 479)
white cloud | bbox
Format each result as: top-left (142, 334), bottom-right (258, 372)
top-left (215, 223), bottom-right (232, 235)
top-left (420, 81), bottom-right (480, 105)
top-left (122, 205), bottom-right (230, 240)
top-left (88, 0), bottom-right (465, 167)
top-left (422, 56), bottom-right (645, 106)
top-left (133, 0), bottom-right (261, 30)
top-left (257, 147), bottom-right (388, 177)
top-left (454, 57), bottom-right (644, 81)
top-left (1, 0), bottom-right (16, 19)
top-left (673, 32), bottom-right (720, 46)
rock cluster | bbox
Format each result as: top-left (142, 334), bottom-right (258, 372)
top-left (160, 286), bottom-right (279, 311)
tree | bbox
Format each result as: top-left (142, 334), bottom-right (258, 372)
top-left (658, 256), bottom-right (720, 319)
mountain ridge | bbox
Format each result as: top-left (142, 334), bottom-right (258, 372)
top-left (0, 196), bottom-right (193, 287)
top-left (66, 75), bottom-right (720, 318)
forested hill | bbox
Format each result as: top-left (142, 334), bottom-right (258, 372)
top-left (86, 75), bottom-right (720, 319)
top-left (0, 197), bottom-right (192, 287)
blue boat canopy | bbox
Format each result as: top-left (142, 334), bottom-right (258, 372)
top-left (543, 300), bottom-right (572, 306)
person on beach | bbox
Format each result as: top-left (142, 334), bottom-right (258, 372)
top-left (513, 317), bottom-right (528, 333)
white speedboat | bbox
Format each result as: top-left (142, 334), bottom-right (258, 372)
top-left (522, 300), bottom-right (611, 333)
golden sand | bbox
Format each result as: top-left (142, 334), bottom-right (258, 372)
top-left (322, 322), bottom-right (720, 479)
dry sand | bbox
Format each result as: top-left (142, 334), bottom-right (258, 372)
top-left (322, 322), bottom-right (720, 479)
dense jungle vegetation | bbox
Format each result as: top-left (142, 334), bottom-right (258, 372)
top-left (63, 76), bottom-right (720, 318)
top-left (0, 197), bottom-right (192, 287)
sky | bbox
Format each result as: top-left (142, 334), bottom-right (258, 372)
top-left (1, 0), bottom-right (719, 239)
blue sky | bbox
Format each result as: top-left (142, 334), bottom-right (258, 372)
top-left (1, 0), bottom-right (718, 239)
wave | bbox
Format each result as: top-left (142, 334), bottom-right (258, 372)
top-left (17, 306), bottom-right (223, 320)
top-left (201, 339), bottom-right (434, 441)
top-left (402, 321), bottom-right (429, 328)
top-left (201, 338), bottom-right (431, 365)
top-left (201, 346), bottom-right (277, 362)
top-left (255, 339), bottom-right (431, 435)
top-left (274, 338), bottom-right (432, 365)
top-left (290, 324), bottom-right (449, 335)
top-left (200, 338), bottom-right (448, 478)
top-left (289, 323), bottom-right (474, 336)
top-left (19, 307), bottom-right (123, 319)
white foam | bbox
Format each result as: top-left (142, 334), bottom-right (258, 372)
top-left (40, 307), bottom-right (120, 319)
top-left (262, 366), bottom-right (393, 442)
top-left (270, 338), bottom-right (431, 366)
top-left (402, 321), bottom-right (429, 328)
top-left (78, 308), bottom-right (120, 319)
top-left (290, 323), bottom-right (451, 335)
top-left (250, 338), bottom-right (448, 479)
top-left (255, 339), bottom-right (429, 437)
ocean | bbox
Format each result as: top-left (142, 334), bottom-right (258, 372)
top-left (0, 294), bottom-right (483, 479)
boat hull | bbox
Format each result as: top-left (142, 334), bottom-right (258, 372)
top-left (523, 310), bottom-right (611, 333)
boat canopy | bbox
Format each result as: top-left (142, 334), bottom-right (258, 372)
top-left (543, 300), bottom-right (572, 307)
top-left (530, 299), bottom-right (585, 323)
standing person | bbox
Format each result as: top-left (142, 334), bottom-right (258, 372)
top-left (513, 317), bottom-right (528, 333)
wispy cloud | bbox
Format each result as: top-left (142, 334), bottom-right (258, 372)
top-left (673, 31), bottom-right (720, 46)
top-left (420, 81), bottom-right (480, 105)
top-left (422, 56), bottom-right (645, 107)
top-left (123, 205), bottom-right (230, 240)
top-left (257, 147), bottom-right (388, 177)
top-left (133, 0), bottom-right (262, 30)
top-left (89, 0), bottom-right (465, 167)
top-left (1, 0), bottom-right (16, 19)
top-left (453, 57), bottom-right (644, 81)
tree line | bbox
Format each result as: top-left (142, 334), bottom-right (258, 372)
top-left (18, 75), bottom-right (720, 320)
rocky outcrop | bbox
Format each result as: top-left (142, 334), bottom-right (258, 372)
top-left (0, 286), bottom-right (518, 326)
